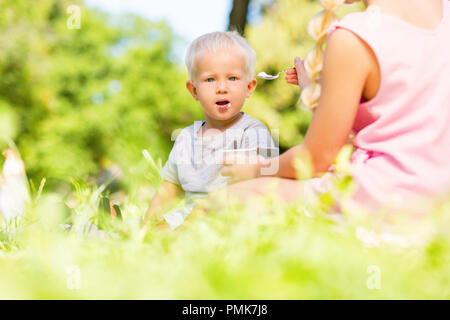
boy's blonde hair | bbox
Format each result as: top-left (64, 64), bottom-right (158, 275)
top-left (185, 31), bottom-right (256, 80)
top-left (301, 0), bottom-right (345, 110)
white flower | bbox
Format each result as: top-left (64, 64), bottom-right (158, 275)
top-left (0, 149), bottom-right (29, 222)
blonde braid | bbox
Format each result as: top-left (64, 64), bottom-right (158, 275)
top-left (300, 0), bottom-right (345, 110)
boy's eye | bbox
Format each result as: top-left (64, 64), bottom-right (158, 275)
top-left (229, 76), bottom-right (237, 81)
top-left (206, 78), bottom-right (215, 82)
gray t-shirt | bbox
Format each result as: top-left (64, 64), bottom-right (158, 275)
top-left (160, 112), bottom-right (277, 200)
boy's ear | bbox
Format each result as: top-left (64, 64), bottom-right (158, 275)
top-left (186, 80), bottom-right (198, 100)
top-left (246, 78), bottom-right (257, 98)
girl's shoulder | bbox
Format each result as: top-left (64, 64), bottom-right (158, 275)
top-left (327, 8), bottom-right (385, 69)
top-left (333, 0), bottom-right (450, 36)
top-left (329, 8), bottom-right (381, 37)
top-left (326, 22), bottom-right (375, 66)
top-left (336, 10), bottom-right (369, 25)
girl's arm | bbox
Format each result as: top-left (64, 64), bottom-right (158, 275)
top-left (275, 29), bottom-right (373, 178)
top-left (298, 28), bottom-right (374, 176)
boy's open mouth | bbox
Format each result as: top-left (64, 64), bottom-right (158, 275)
top-left (216, 100), bottom-right (231, 111)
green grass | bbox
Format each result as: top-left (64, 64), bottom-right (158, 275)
top-left (0, 174), bottom-right (449, 299)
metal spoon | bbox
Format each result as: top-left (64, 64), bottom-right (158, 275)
top-left (257, 69), bottom-right (290, 80)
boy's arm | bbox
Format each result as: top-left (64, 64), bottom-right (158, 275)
top-left (145, 130), bottom-right (185, 225)
top-left (144, 181), bottom-right (182, 225)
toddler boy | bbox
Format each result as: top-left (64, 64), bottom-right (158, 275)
top-left (145, 31), bottom-right (277, 229)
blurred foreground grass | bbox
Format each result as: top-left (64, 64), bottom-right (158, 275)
top-left (1, 170), bottom-right (449, 299)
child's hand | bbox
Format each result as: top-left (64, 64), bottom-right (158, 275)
top-left (149, 212), bottom-right (166, 226)
top-left (285, 57), bottom-right (312, 89)
top-left (221, 155), bottom-right (271, 184)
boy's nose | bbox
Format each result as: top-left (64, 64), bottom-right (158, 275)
top-left (216, 80), bottom-right (228, 93)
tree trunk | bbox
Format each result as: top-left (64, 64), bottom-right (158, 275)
top-left (227, 0), bottom-right (251, 36)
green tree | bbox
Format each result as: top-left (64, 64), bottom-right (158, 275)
top-left (228, 0), bottom-right (252, 35)
top-left (0, 0), bottom-right (202, 192)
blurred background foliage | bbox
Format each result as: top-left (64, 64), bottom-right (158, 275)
top-left (0, 0), bottom-right (362, 196)
top-left (0, 0), bottom-right (202, 196)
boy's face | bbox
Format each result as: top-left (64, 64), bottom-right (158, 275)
top-left (186, 46), bottom-right (257, 125)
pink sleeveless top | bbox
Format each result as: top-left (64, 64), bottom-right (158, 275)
top-left (329, 0), bottom-right (450, 213)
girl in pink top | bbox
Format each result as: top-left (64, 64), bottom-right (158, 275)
top-left (220, 0), bottom-right (450, 214)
